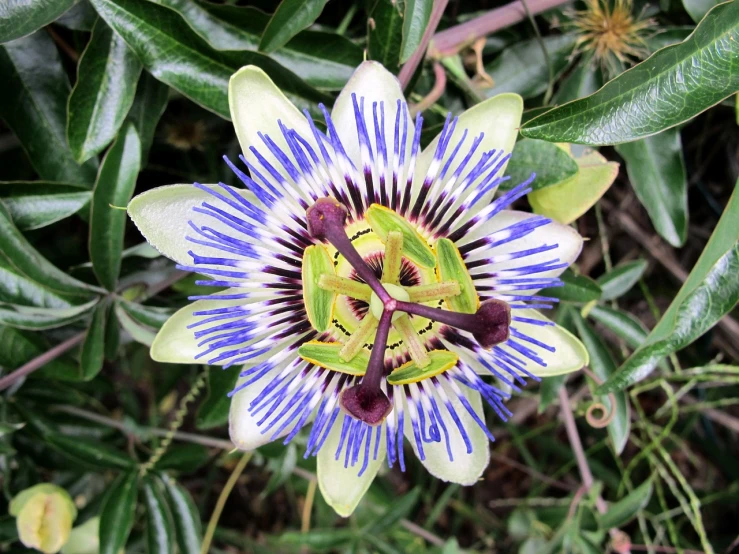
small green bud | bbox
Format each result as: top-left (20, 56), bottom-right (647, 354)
top-left (10, 484), bottom-right (77, 554)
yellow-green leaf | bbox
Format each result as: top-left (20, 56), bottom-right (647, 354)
top-left (528, 147), bottom-right (618, 224)
top-left (302, 245), bottom-right (335, 332)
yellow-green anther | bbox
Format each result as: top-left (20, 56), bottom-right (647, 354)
top-left (298, 341), bottom-right (368, 375)
top-left (366, 204), bottom-right (436, 268)
top-left (381, 231), bottom-right (404, 284)
top-left (435, 238), bottom-right (479, 314)
top-left (302, 245), bottom-right (336, 332)
top-left (387, 350), bottom-right (459, 385)
top-left (339, 313), bottom-right (379, 362)
top-left (392, 314), bottom-right (430, 368)
top-left (406, 281), bottom-right (461, 303)
top-left (318, 274), bottom-right (372, 302)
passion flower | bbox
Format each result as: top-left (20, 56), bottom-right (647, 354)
top-left (129, 61), bottom-right (588, 516)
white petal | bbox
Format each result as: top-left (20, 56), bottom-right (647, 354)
top-left (317, 419), bottom-right (386, 517)
top-left (413, 93), bottom-right (523, 201)
top-left (465, 209), bottom-right (583, 280)
top-left (331, 61), bottom-right (414, 177)
top-left (509, 309), bottom-right (588, 376)
top-left (150, 288), bottom-right (263, 365)
top-left (128, 184), bottom-right (261, 266)
top-left (404, 385), bottom-right (490, 485)
top-left (229, 66), bottom-right (319, 171)
top-left (229, 361), bottom-right (303, 451)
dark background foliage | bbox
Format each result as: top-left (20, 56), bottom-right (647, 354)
top-left (0, 0), bottom-right (738, 553)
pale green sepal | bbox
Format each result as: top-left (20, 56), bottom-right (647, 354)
top-left (388, 350), bottom-right (458, 385)
top-left (128, 184), bottom-right (260, 266)
top-left (298, 342), bottom-right (368, 375)
top-left (317, 421), bottom-right (386, 517)
top-left (435, 238), bottom-right (478, 314)
top-left (413, 93), bottom-right (523, 199)
top-left (150, 288), bottom-right (249, 365)
top-left (405, 387), bottom-right (489, 485)
top-left (302, 245), bottom-right (335, 332)
top-left (366, 204), bottom-right (435, 268)
top-left (510, 309), bottom-right (588, 376)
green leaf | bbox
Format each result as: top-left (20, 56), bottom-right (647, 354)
top-left (502, 138), bottom-right (579, 192)
top-left (80, 300), bottom-right (109, 380)
top-left (150, 0), bottom-right (362, 91)
top-left (0, 182), bottom-right (91, 230)
top-left (56, 1), bottom-right (98, 32)
top-left (0, 325), bottom-right (78, 378)
top-left (600, 479), bottom-right (653, 529)
top-left (47, 433), bottom-right (135, 470)
top-left (0, 31), bottom-right (98, 184)
top-left (597, 182), bottom-right (739, 394)
top-left (596, 260), bottom-right (648, 301)
top-left (67, 18), bottom-right (143, 164)
top-left (99, 471), bottom-right (138, 554)
top-left (552, 57), bottom-right (603, 104)
top-left (89, 0), bottom-right (327, 119)
top-left (196, 368), bottom-right (238, 430)
top-left (127, 71), bottom-right (169, 163)
top-left (0, 0), bottom-right (76, 43)
top-left (0, 201), bottom-right (100, 298)
top-left (104, 299), bottom-right (121, 361)
top-left (302, 245), bottom-right (335, 332)
top-left (160, 475), bottom-right (202, 554)
top-left (528, 147), bottom-right (618, 224)
top-left (646, 27), bottom-right (694, 52)
top-left (571, 311), bottom-right (630, 455)
top-left (0, 254), bottom-right (72, 308)
top-left (154, 444), bottom-right (209, 473)
top-left (90, 123), bottom-right (142, 291)
top-left (259, 0), bottom-right (329, 53)
top-left (0, 298), bottom-right (98, 331)
top-left (280, 529), bottom-right (356, 550)
top-left (541, 269), bottom-right (602, 303)
top-left (616, 128), bottom-right (688, 247)
top-left (115, 301), bottom-right (157, 346)
top-left (368, 488), bottom-right (421, 533)
top-left (368, 0), bottom-right (404, 71)
top-left (521, 1), bottom-right (739, 144)
top-left (142, 476), bottom-right (176, 554)
top-left (119, 300), bottom-right (174, 329)
top-left (484, 34), bottom-right (577, 99)
top-left (683, 0), bottom-right (721, 22)
top-left (400, 0), bottom-right (432, 64)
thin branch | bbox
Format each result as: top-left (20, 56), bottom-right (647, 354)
top-left (398, 0), bottom-right (450, 88)
top-left (558, 387), bottom-right (609, 514)
top-left (430, 0), bottom-right (572, 57)
top-left (409, 62), bottom-right (447, 116)
top-left (0, 333), bottom-right (85, 392)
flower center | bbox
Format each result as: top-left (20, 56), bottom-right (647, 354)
top-left (369, 283), bottom-right (409, 321)
top-left (300, 198), bottom-right (512, 426)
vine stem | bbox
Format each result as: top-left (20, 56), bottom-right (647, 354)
top-left (430, 0), bottom-right (573, 57)
top-left (558, 386), bottom-right (609, 515)
top-left (200, 452), bottom-right (253, 554)
top-left (398, 0), bottom-right (450, 88)
top-left (0, 333), bottom-right (85, 392)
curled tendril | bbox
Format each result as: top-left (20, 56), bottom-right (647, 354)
top-left (581, 367), bottom-right (617, 429)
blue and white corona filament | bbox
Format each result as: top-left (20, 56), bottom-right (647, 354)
top-left (129, 62), bottom-right (587, 516)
